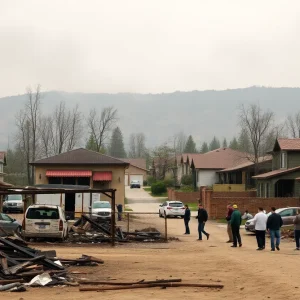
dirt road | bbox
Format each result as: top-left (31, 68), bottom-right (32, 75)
top-left (2, 192), bottom-right (300, 300)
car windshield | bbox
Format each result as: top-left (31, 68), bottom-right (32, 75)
top-left (6, 195), bottom-right (22, 201)
top-left (0, 213), bottom-right (13, 222)
top-left (26, 208), bottom-right (59, 219)
top-left (169, 202), bottom-right (183, 207)
top-left (131, 181), bottom-right (139, 183)
top-left (93, 202), bottom-right (111, 209)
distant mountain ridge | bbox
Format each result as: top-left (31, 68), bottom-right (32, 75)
top-left (0, 86), bottom-right (299, 150)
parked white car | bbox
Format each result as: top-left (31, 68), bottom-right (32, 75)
top-left (159, 201), bottom-right (185, 218)
top-left (91, 201), bottom-right (112, 221)
top-left (22, 205), bottom-right (68, 241)
top-left (3, 194), bottom-right (24, 213)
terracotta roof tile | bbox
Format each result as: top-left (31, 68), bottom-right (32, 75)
top-left (122, 158), bottom-right (147, 170)
top-left (31, 148), bottom-right (129, 166)
top-left (277, 138), bottom-right (300, 151)
top-left (191, 148), bottom-right (250, 169)
top-left (253, 166), bottom-right (300, 179)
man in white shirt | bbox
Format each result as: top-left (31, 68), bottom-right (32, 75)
top-left (253, 207), bottom-right (268, 250)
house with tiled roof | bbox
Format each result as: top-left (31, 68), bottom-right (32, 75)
top-left (189, 148), bottom-right (253, 188)
top-left (31, 148), bottom-right (129, 209)
top-left (253, 138), bottom-right (300, 197)
top-left (122, 158), bottom-right (147, 186)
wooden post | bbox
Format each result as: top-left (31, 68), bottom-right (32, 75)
top-left (81, 193), bottom-right (84, 214)
top-left (60, 193), bottom-right (62, 206)
top-left (164, 215), bottom-right (168, 242)
top-left (89, 193), bottom-right (92, 217)
top-left (111, 191), bottom-right (116, 247)
top-left (0, 195), bottom-right (3, 214)
top-left (127, 212), bottom-right (129, 232)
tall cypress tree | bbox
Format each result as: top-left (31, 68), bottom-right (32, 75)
top-left (109, 127), bottom-right (127, 158)
top-left (229, 137), bottom-right (239, 150)
top-left (209, 136), bottom-right (220, 151)
top-left (200, 142), bottom-right (209, 153)
top-left (184, 135), bottom-right (197, 153)
top-left (222, 138), bottom-right (228, 148)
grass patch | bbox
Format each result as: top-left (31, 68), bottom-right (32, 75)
top-left (216, 218), bottom-right (247, 225)
top-left (143, 187), bottom-right (168, 197)
top-left (185, 203), bottom-right (199, 211)
top-left (124, 198), bottom-right (128, 204)
top-left (125, 207), bottom-right (133, 212)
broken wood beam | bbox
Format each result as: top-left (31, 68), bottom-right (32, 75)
top-left (79, 282), bottom-right (224, 292)
top-left (79, 278), bottom-right (182, 285)
top-left (0, 237), bottom-right (64, 270)
top-left (0, 279), bottom-right (25, 284)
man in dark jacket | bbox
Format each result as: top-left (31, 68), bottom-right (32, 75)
top-left (196, 204), bottom-right (210, 240)
top-left (230, 204), bottom-right (242, 248)
top-left (184, 204), bottom-right (191, 234)
top-left (267, 207), bottom-right (283, 251)
top-left (226, 204), bottom-right (234, 243)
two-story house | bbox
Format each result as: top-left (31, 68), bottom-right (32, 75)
top-left (253, 138), bottom-right (300, 197)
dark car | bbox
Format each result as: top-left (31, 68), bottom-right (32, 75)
top-left (130, 180), bottom-right (141, 188)
top-left (245, 207), bottom-right (300, 232)
top-left (0, 213), bottom-right (22, 236)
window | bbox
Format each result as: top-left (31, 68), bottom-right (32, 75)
top-left (259, 183), bottom-right (264, 197)
top-left (280, 152), bottom-right (287, 169)
top-left (92, 202), bottom-right (111, 209)
top-left (0, 213), bottom-right (13, 222)
top-left (169, 202), bottom-right (184, 207)
top-left (265, 183), bottom-right (270, 198)
top-left (26, 208), bottom-right (59, 219)
top-left (279, 208), bottom-right (293, 217)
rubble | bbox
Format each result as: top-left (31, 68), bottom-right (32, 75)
top-left (69, 214), bottom-right (164, 243)
top-left (0, 236), bottom-right (104, 292)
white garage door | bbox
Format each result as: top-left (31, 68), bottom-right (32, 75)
top-left (125, 174), bottom-right (129, 186)
top-left (130, 175), bottom-right (143, 186)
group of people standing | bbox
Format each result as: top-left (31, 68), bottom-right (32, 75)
top-left (184, 202), bottom-right (300, 251)
top-left (226, 204), bottom-right (300, 251)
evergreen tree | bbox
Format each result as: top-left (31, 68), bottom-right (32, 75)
top-left (200, 142), bottom-right (209, 153)
top-left (184, 135), bottom-right (197, 153)
top-left (238, 128), bottom-right (251, 152)
top-left (229, 137), bottom-right (239, 150)
top-left (85, 134), bottom-right (98, 152)
top-left (109, 127), bottom-right (127, 158)
top-left (222, 138), bottom-right (228, 148)
top-left (209, 136), bottom-right (220, 151)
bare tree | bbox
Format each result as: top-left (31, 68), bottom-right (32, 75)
top-left (239, 103), bottom-right (274, 174)
top-left (286, 112), bottom-right (300, 138)
top-left (128, 134), bottom-right (136, 158)
top-left (87, 107), bottom-right (118, 152)
top-left (152, 144), bottom-right (175, 180)
top-left (15, 85), bottom-right (42, 184)
top-left (174, 132), bottom-right (187, 154)
top-left (39, 115), bottom-right (53, 158)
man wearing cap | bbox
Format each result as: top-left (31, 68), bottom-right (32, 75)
top-left (230, 204), bottom-right (242, 248)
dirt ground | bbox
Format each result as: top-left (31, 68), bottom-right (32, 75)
top-left (2, 212), bottom-right (300, 300)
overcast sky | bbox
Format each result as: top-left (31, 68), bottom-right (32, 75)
top-left (1, 0), bottom-right (300, 97)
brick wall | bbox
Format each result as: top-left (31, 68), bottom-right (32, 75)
top-left (213, 191), bottom-right (257, 198)
top-left (168, 188), bottom-right (200, 203)
top-left (210, 197), bottom-right (300, 219)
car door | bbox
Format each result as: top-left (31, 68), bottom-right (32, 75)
top-left (160, 202), bottom-right (166, 215)
top-left (279, 208), bottom-right (294, 225)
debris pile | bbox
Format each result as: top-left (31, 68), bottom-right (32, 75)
top-left (0, 236), bottom-right (104, 292)
top-left (69, 215), bottom-right (163, 243)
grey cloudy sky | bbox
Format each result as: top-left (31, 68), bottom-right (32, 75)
top-left (1, 0), bottom-right (300, 97)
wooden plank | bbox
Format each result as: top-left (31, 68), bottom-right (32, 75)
top-left (0, 237), bottom-right (64, 270)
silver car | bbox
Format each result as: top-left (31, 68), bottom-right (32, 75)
top-left (159, 201), bottom-right (185, 218)
top-left (3, 194), bottom-right (24, 213)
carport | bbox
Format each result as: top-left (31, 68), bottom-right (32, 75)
top-left (0, 186), bottom-right (118, 246)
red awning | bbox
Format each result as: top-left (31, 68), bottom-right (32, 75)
top-left (93, 171), bottom-right (112, 181)
top-left (46, 170), bottom-right (92, 177)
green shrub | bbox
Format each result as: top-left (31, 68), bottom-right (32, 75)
top-left (147, 176), bottom-right (156, 186)
top-left (163, 178), bottom-right (175, 187)
top-left (179, 185), bottom-right (194, 192)
top-left (151, 181), bottom-right (167, 195)
top-left (181, 174), bottom-right (193, 185)
top-left (143, 180), bottom-right (148, 186)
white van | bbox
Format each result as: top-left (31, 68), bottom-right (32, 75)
top-left (22, 205), bottom-right (68, 241)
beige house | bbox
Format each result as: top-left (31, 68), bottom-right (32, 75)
top-left (122, 158), bottom-right (147, 186)
top-left (31, 148), bottom-right (129, 206)
top-left (0, 152), bottom-right (6, 182)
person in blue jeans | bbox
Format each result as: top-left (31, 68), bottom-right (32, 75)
top-left (196, 203), bottom-right (210, 240)
top-left (293, 209), bottom-right (300, 250)
top-left (266, 207), bottom-right (283, 251)
top-left (183, 204), bottom-right (191, 234)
